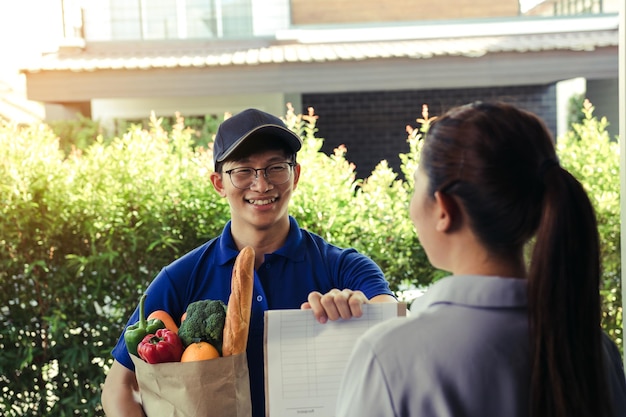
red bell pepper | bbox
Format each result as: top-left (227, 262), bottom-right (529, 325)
top-left (137, 328), bottom-right (184, 364)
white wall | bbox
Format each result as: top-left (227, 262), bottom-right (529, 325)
top-left (0, 0), bottom-right (62, 122)
top-left (91, 92), bottom-right (302, 132)
top-left (555, 77), bottom-right (586, 138)
top-left (252, 0), bottom-right (292, 36)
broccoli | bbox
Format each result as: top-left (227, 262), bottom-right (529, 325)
top-left (178, 299), bottom-right (228, 354)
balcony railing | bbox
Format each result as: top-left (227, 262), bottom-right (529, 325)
top-left (553, 0), bottom-right (603, 15)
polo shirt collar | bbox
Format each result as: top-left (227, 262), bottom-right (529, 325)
top-left (410, 275), bottom-right (527, 316)
top-left (271, 216), bottom-right (306, 262)
top-left (215, 216), bottom-right (306, 265)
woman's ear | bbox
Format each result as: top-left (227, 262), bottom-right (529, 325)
top-left (210, 171), bottom-right (227, 197)
top-left (433, 191), bottom-right (462, 233)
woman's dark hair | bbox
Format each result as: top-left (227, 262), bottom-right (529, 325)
top-left (420, 102), bottom-right (611, 417)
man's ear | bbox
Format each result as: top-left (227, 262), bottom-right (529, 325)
top-left (433, 191), bottom-right (462, 233)
top-left (292, 163), bottom-right (301, 190)
top-left (210, 172), bottom-right (227, 197)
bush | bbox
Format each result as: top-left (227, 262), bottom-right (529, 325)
top-left (286, 105), bottom-right (441, 292)
top-left (0, 102), bottom-right (621, 415)
top-left (48, 114), bottom-right (106, 156)
top-left (0, 114), bottom-right (229, 415)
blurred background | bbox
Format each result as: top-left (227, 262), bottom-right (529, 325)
top-left (0, 0), bottom-right (620, 177)
top-left (0, 2), bottom-right (623, 415)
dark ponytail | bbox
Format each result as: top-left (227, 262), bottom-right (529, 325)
top-left (528, 164), bottom-right (610, 417)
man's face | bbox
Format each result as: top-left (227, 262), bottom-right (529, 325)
top-left (211, 149), bottom-right (300, 231)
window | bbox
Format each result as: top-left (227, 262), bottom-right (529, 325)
top-left (89, 0), bottom-right (255, 40)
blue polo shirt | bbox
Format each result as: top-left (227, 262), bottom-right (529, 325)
top-left (111, 216), bottom-right (393, 417)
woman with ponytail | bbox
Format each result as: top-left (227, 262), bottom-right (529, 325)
top-left (336, 102), bottom-right (626, 417)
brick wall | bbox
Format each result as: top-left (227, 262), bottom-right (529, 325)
top-left (291, 0), bottom-right (520, 25)
top-left (302, 84), bottom-right (557, 179)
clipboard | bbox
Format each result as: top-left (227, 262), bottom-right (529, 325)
top-left (263, 303), bottom-right (406, 417)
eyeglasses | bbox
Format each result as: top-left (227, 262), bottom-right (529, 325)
top-left (224, 162), bottom-right (295, 190)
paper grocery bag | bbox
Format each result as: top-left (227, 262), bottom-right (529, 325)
top-left (130, 353), bottom-right (252, 417)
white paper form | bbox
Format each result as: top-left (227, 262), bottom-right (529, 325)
top-left (264, 303), bottom-right (406, 417)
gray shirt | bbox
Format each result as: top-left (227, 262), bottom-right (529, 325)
top-left (336, 275), bottom-right (626, 417)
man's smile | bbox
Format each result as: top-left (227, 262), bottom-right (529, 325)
top-left (246, 197), bottom-right (277, 205)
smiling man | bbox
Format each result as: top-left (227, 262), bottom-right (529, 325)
top-left (101, 108), bottom-right (396, 417)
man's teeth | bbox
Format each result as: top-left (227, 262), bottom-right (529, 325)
top-left (249, 198), bottom-right (276, 205)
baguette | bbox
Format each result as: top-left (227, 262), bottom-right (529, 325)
top-left (222, 246), bottom-right (255, 356)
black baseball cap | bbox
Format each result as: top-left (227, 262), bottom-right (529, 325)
top-left (213, 108), bottom-right (302, 166)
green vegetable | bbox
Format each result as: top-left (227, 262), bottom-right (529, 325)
top-left (178, 299), bottom-right (227, 354)
top-left (124, 293), bottom-right (166, 357)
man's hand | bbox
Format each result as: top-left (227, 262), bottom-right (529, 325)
top-left (101, 360), bottom-right (146, 417)
top-left (301, 289), bottom-right (369, 324)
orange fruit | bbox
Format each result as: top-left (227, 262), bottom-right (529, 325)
top-left (181, 342), bottom-right (220, 362)
top-left (148, 310), bottom-right (179, 334)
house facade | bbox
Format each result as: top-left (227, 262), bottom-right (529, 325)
top-left (2, 0), bottom-right (620, 177)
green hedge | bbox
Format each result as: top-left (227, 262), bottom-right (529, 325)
top-left (0, 104), bottom-right (621, 415)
